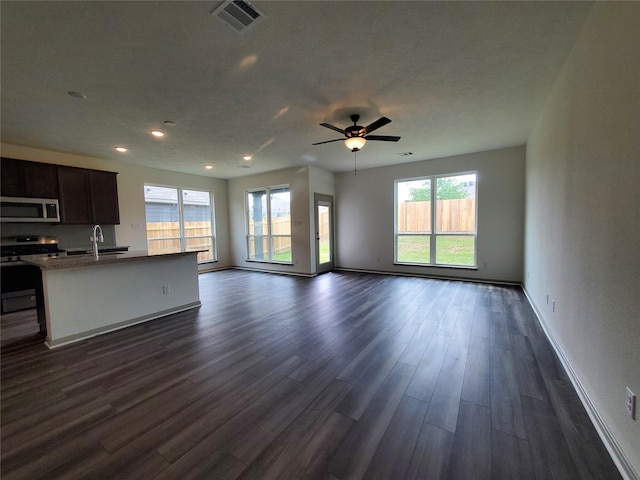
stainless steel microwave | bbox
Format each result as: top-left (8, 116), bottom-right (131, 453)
top-left (0, 196), bottom-right (60, 223)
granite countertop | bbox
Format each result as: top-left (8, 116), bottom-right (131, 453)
top-left (25, 250), bottom-right (200, 270)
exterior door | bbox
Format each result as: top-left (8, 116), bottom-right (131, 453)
top-left (314, 193), bottom-right (334, 274)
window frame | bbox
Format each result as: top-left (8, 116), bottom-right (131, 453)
top-left (143, 184), bottom-right (217, 264)
top-left (394, 171), bottom-right (478, 268)
top-left (245, 184), bottom-right (292, 264)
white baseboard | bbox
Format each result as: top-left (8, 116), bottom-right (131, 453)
top-left (522, 287), bottom-right (638, 480)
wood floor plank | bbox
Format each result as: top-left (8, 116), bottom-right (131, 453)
top-left (0, 270), bottom-right (622, 480)
top-left (424, 344), bottom-right (468, 432)
top-left (521, 394), bottom-right (582, 480)
top-left (510, 333), bottom-right (547, 401)
top-left (363, 395), bottom-right (429, 480)
top-left (238, 381), bottom-right (354, 480)
top-left (405, 334), bottom-right (449, 402)
top-left (460, 336), bottom-right (490, 407)
top-left (491, 429), bottom-right (535, 480)
top-left (229, 355), bottom-right (350, 465)
top-left (335, 340), bottom-right (407, 420)
top-left (156, 356), bottom-right (305, 463)
top-left (490, 346), bottom-right (527, 439)
top-left (544, 378), bottom-right (622, 479)
top-left (328, 362), bottom-right (416, 480)
top-left (447, 401), bottom-right (491, 480)
top-left (405, 424), bottom-right (455, 480)
top-left (470, 303), bottom-right (491, 339)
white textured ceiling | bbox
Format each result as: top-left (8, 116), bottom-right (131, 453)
top-left (1, 1), bottom-right (592, 179)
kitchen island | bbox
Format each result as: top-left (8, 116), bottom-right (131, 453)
top-left (26, 251), bottom-right (201, 348)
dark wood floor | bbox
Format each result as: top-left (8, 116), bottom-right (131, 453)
top-left (0, 270), bottom-right (621, 479)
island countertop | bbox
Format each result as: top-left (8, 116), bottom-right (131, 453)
top-left (26, 250), bottom-right (200, 270)
top-left (31, 250), bottom-right (202, 348)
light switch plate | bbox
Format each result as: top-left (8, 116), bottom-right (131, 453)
top-left (626, 387), bottom-right (636, 420)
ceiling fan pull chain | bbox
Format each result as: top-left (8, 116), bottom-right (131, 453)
top-left (354, 150), bottom-right (357, 175)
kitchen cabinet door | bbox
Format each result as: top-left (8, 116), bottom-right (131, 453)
top-left (57, 166), bottom-right (92, 224)
top-left (28, 162), bottom-right (59, 199)
top-left (0, 158), bottom-right (58, 199)
top-left (1, 158), bottom-right (28, 197)
top-left (89, 170), bottom-right (120, 224)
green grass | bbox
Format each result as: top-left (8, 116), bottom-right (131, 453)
top-left (273, 238), bottom-right (331, 264)
top-left (397, 235), bottom-right (475, 266)
top-left (272, 250), bottom-right (292, 262)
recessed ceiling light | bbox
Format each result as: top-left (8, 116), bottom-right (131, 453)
top-left (163, 121), bottom-right (176, 126)
top-left (115, 147), bottom-right (128, 153)
top-left (205, 165), bottom-right (213, 170)
top-left (243, 155), bottom-right (252, 161)
top-left (67, 91), bottom-right (86, 99)
top-left (150, 130), bottom-right (164, 137)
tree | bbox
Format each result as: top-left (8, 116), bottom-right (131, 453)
top-left (408, 177), bottom-right (469, 201)
top-left (408, 181), bottom-right (431, 201)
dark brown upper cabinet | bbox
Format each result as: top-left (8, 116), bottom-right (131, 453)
top-left (88, 170), bottom-right (120, 225)
top-left (1, 157), bottom-right (59, 199)
top-left (57, 166), bottom-right (120, 225)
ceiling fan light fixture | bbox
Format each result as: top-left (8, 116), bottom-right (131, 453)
top-left (345, 136), bottom-right (366, 151)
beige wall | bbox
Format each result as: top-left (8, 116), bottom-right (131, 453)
top-left (0, 143), bottom-right (231, 270)
top-left (524, 3), bottom-right (640, 477)
top-left (335, 146), bottom-right (526, 283)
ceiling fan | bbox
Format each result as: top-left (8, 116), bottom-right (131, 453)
top-left (312, 114), bottom-right (401, 152)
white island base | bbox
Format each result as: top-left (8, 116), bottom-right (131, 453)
top-left (31, 251), bottom-right (201, 348)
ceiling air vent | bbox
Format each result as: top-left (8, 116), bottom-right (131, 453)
top-left (212, 0), bottom-right (264, 33)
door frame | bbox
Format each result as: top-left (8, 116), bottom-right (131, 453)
top-left (314, 193), bottom-right (334, 274)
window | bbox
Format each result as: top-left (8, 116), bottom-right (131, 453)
top-left (395, 172), bottom-right (477, 267)
top-left (246, 186), bottom-right (291, 263)
top-left (144, 185), bottom-right (216, 264)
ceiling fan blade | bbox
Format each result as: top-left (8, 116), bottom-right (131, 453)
top-left (319, 123), bottom-right (346, 135)
top-left (365, 135), bottom-right (401, 142)
top-left (312, 138), bottom-right (344, 145)
top-left (363, 117), bottom-right (391, 135)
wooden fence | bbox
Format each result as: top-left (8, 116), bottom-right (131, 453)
top-left (398, 198), bottom-right (475, 233)
top-left (146, 221), bottom-right (213, 261)
top-left (248, 217), bottom-right (291, 256)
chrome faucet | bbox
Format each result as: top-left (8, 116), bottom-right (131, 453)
top-left (92, 224), bottom-right (104, 260)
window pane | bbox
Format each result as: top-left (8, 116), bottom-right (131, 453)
top-left (435, 235), bottom-right (475, 266)
top-left (183, 189), bottom-right (212, 238)
top-left (185, 237), bottom-right (213, 262)
top-left (270, 187), bottom-right (291, 235)
top-left (145, 185), bottom-right (216, 264)
top-left (247, 191), bottom-right (267, 236)
top-left (147, 238), bottom-right (181, 255)
top-left (271, 236), bottom-right (292, 262)
top-left (397, 179), bottom-right (431, 233)
top-left (144, 186), bottom-right (180, 251)
top-left (397, 235), bottom-right (430, 263)
top-left (436, 174), bottom-right (476, 234)
top-left (318, 204), bottom-right (331, 264)
top-left (246, 186), bottom-right (291, 263)
top-left (248, 235), bottom-right (267, 260)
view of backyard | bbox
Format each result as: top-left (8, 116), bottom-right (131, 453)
top-left (397, 235), bottom-right (475, 265)
top-left (396, 174), bottom-right (477, 266)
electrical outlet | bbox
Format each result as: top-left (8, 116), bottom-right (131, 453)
top-left (163, 285), bottom-right (170, 294)
top-left (626, 387), bottom-right (636, 420)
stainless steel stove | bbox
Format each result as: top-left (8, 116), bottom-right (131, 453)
top-left (0, 235), bottom-right (64, 263)
top-left (1, 235), bottom-right (63, 314)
